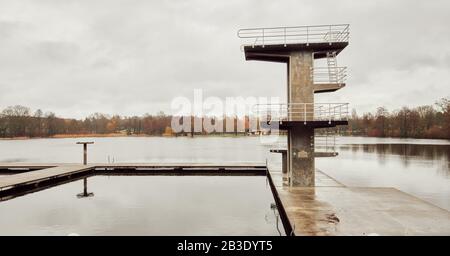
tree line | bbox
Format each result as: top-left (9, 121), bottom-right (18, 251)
top-left (0, 107), bottom-right (249, 137)
top-left (0, 107), bottom-right (172, 137)
top-left (345, 98), bottom-right (450, 139)
top-left (0, 98), bottom-right (449, 139)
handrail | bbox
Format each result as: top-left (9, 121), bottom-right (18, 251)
top-left (270, 130), bottom-right (338, 154)
top-left (253, 103), bottom-right (349, 123)
top-left (311, 67), bottom-right (347, 84)
top-left (238, 24), bottom-right (349, 47)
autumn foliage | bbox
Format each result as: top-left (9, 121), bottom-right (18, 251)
top-left (0, 98), bottom-right (449, 139)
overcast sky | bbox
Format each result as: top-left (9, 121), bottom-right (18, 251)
top-left (1, 0), bottom-right (449, 118)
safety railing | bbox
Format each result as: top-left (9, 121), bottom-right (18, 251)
top-left (253, 103), bottom-right (349, 123)
top-left (311, 67), bottom-right (347, 84)
top-left (238, 24), bottom-right (349, 47)
top-left (315, 131), bottom-right (337, 153)
top-left (268, 130), bottom-right (337, 154)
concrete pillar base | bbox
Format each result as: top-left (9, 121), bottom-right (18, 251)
top-left (288, 126), bottom-right (315, 187)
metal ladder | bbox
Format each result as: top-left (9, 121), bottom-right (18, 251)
top-left (326, 51), bottom-right (338, 83)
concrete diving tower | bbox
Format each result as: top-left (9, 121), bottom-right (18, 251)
top-left (238, 24), bottom-right (350, 186)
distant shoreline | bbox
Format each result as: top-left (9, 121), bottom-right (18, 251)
top-left (0, 133), bottom-right (254, 140)
top-left (1, 134), bottom-right (450, 141)
top-left (0, 133), bottom-right (151, 140)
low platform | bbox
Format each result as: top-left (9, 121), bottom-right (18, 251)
top-left (268, 168), bottom-right (450, 236)
top-left (270, 149), bottom-right (337, 157)
top-left (261, 120), bottom-right (348, 130)
top-left (314, 83), bottom-right (345, 93)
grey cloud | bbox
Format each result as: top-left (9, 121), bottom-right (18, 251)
top-left (29, 41), bottom-right (81, 63)
top-left (0, 0), bottom-right (449, 118)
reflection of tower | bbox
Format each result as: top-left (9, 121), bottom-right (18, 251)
top-left (238, 25), bottom-right (349, 186)
top-left (270, 203), bottom-right (282, 236)
top-left (76, 178), bottom-right (94, 198)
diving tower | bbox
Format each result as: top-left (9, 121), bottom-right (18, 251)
top-left (239, 24), bottom-right (350, 186)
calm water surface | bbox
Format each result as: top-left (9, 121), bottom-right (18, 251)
top-left (316, 137), bottom-right (450, 211)
top-left (0, 175), bottom-right (282, 235)
top-left (0, 136), bottom-right (449, 234)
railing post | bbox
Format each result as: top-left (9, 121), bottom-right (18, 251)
top-left (280, 104), bottom-right (282, 122)
top-left (329, 25), bottom-right (332, 45)
top-left (262, 28), bottom-right (265, 47)
top-left (284, 27), bottom-right (287, 46)
top-left (334, 133), bottom-right (336, 153)
top-left (306, 26), bottom-right (309, 45)
top-left (76, 141), bottom-right (94, 165)
top-left (334, 104), bottom-right (336, 122)
top-left (328, 104), bottom-right (331, 124)
top-left (304, 103), bottom-right (307, 124)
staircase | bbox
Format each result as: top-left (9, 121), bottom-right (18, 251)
top-left (326, 51), bottom-right (338, 84)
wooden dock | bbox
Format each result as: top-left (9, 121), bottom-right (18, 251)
top-left (267, 167), bottom-right (450, 236)
top-left (0, 162), bottom-right (267, 192)
top-left (0, 165), bottom-right (94, 191)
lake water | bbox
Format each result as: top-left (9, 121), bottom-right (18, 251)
top-left (0, 175), bottom-right (282, 235)
top-left (0, 136), bottom-right (449, 235)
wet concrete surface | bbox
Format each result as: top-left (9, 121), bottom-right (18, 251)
top-left (269, 168), bottom-right (450, 236)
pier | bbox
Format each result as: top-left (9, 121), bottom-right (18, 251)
top-left (0, 162), bottom-right (267, 193)
top-left (267, 167), bottom-right (450, 235)
top-left (0, 161), bottom-right (449, 235)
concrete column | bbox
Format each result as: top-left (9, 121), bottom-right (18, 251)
top-left (287, 50), bottom-right (315, 187)
top-left (288, 126), bottom-right (315, 186)
top-left (288, 51), bottom-right (314, 121)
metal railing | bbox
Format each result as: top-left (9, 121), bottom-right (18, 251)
top-left (269, 130), bottom-right (337, 154)
top-left (253, 103), bottom-right (349, 123)
top-left (238, 24), bottom-right (349, 47)
top-left (311, 67), bottom-right (347, 84)
top-left (315, 131), bottom-right (337, 153)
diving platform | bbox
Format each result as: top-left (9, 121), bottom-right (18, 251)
top-left (255, 102), bottom-right (349, 130)
top-left (242, 42), bottom-right (348, 62)
top-left (314, 83), bottom-right (346, 93)
top-left (262, 120), bottom-right (348, 130)
top-left (270, 149), bottom-right (338, 158)
top-left (238, 24), bottom-right (350, 62)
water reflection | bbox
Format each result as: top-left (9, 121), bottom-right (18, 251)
top-left (0, 136), bottom-right (449, 230)
top-left (76, 178), bottom-right (94, 198)
top-left (0, 175), bottom-right (283, 235)
top-left (317, 142), bottom-right (450, 210)
top-left (341, 144), bottom-right (450, 162)
top-left (339, 144), bottom-right (450, 176)
top-left (265, 203), bottom-right (282, 236)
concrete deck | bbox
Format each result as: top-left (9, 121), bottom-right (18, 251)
top-left (268, 168), bottom-right (450, 236)
top-left (314, 83), bottom-right (345, 93)
top-left (243, 42), bottom-right (348, 62)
